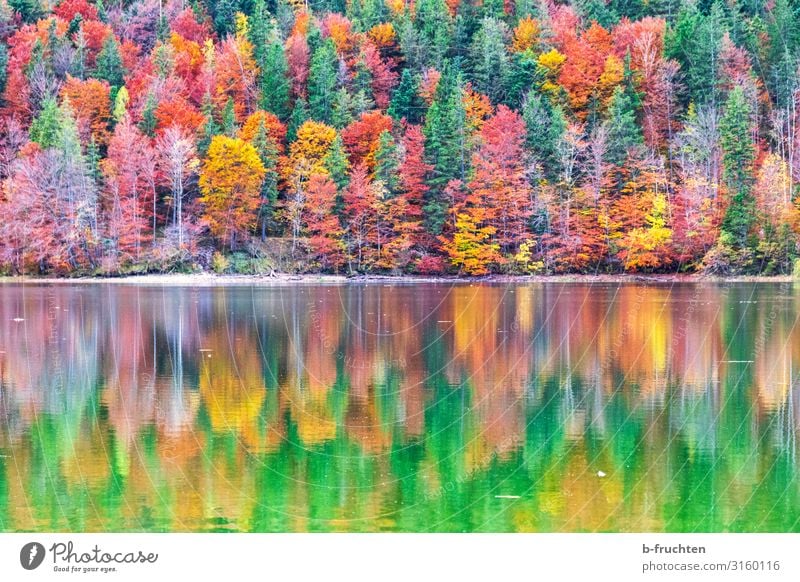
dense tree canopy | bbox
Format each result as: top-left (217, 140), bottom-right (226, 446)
top-left (1, 0), bottom-right (800, 275)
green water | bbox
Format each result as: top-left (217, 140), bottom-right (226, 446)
top-left (0, 281), bottom-right (799, 532)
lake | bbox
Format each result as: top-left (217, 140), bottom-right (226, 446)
top-left (0, 281), bottom-right (799, 532)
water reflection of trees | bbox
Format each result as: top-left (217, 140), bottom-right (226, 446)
top-left (0, 283), bottom-right (799, 531)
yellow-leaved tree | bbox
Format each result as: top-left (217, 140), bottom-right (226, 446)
top-left (281, 120), bottom-right (339, 248)
top-left (511, 16), bottom-right (540, 53)
top-left (439, 209), bottom-right (502, 276)
top-left (284, 120), bottom-right (338, 185)
top-left (620, 192), bottom-right (673, 271)
top-left (537, 49), bottom-right (566, 97)
top-left (199, 135), bottom-right (266, 250)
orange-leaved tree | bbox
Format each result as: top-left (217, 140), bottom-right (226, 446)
top-left (341, 111), bottom-right (393, 172)
top-left (303, 174), bottom-right (346, 270)
top-left (240, 110), bottom-right (287, 152)
top-left (467, 105), bottom-right (532, 255)
top-left (60, 76), bottom-right (112, 144)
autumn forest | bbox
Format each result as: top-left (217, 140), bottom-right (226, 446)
top-left (0, 0), bottom-right (799, 276)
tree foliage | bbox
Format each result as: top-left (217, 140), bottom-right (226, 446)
top-left (0, 0), bottom-right (797, 275)
top-left (199, 135), bottom-right (266, 250)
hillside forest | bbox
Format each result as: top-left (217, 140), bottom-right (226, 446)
top-left (1, 0), bottom-right (800, 275)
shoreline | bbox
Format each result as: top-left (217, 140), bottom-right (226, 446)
top-left (0, 272), bottom-right (796, 285)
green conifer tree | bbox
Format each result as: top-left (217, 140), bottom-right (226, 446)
top-left (287, 97), bottom-right (309, 143)
top-left (29, 98), bottom-right (63, 149)
top-left (720, 87), bottom-right (756, 248)
top-left (388, 69), bottom-right (423, 124)
top-left (95, 37), bottom-right (126, 89)
top-left (251, 121), bottom-right (280, 239)
top-left (308, 39), bottom-right (338, 124)
top-left (423, 61), bottom-right (467, 234)
top-left (603, 85), bottom-right (643, 167)
top-left (374, 131), bottom-right (400, 196)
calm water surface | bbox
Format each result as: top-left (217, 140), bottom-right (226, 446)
top-left (1, 281), bottom-right (799, 532)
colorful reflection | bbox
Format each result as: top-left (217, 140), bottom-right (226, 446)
top-left (0, 282), bottom-right (799, 532)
